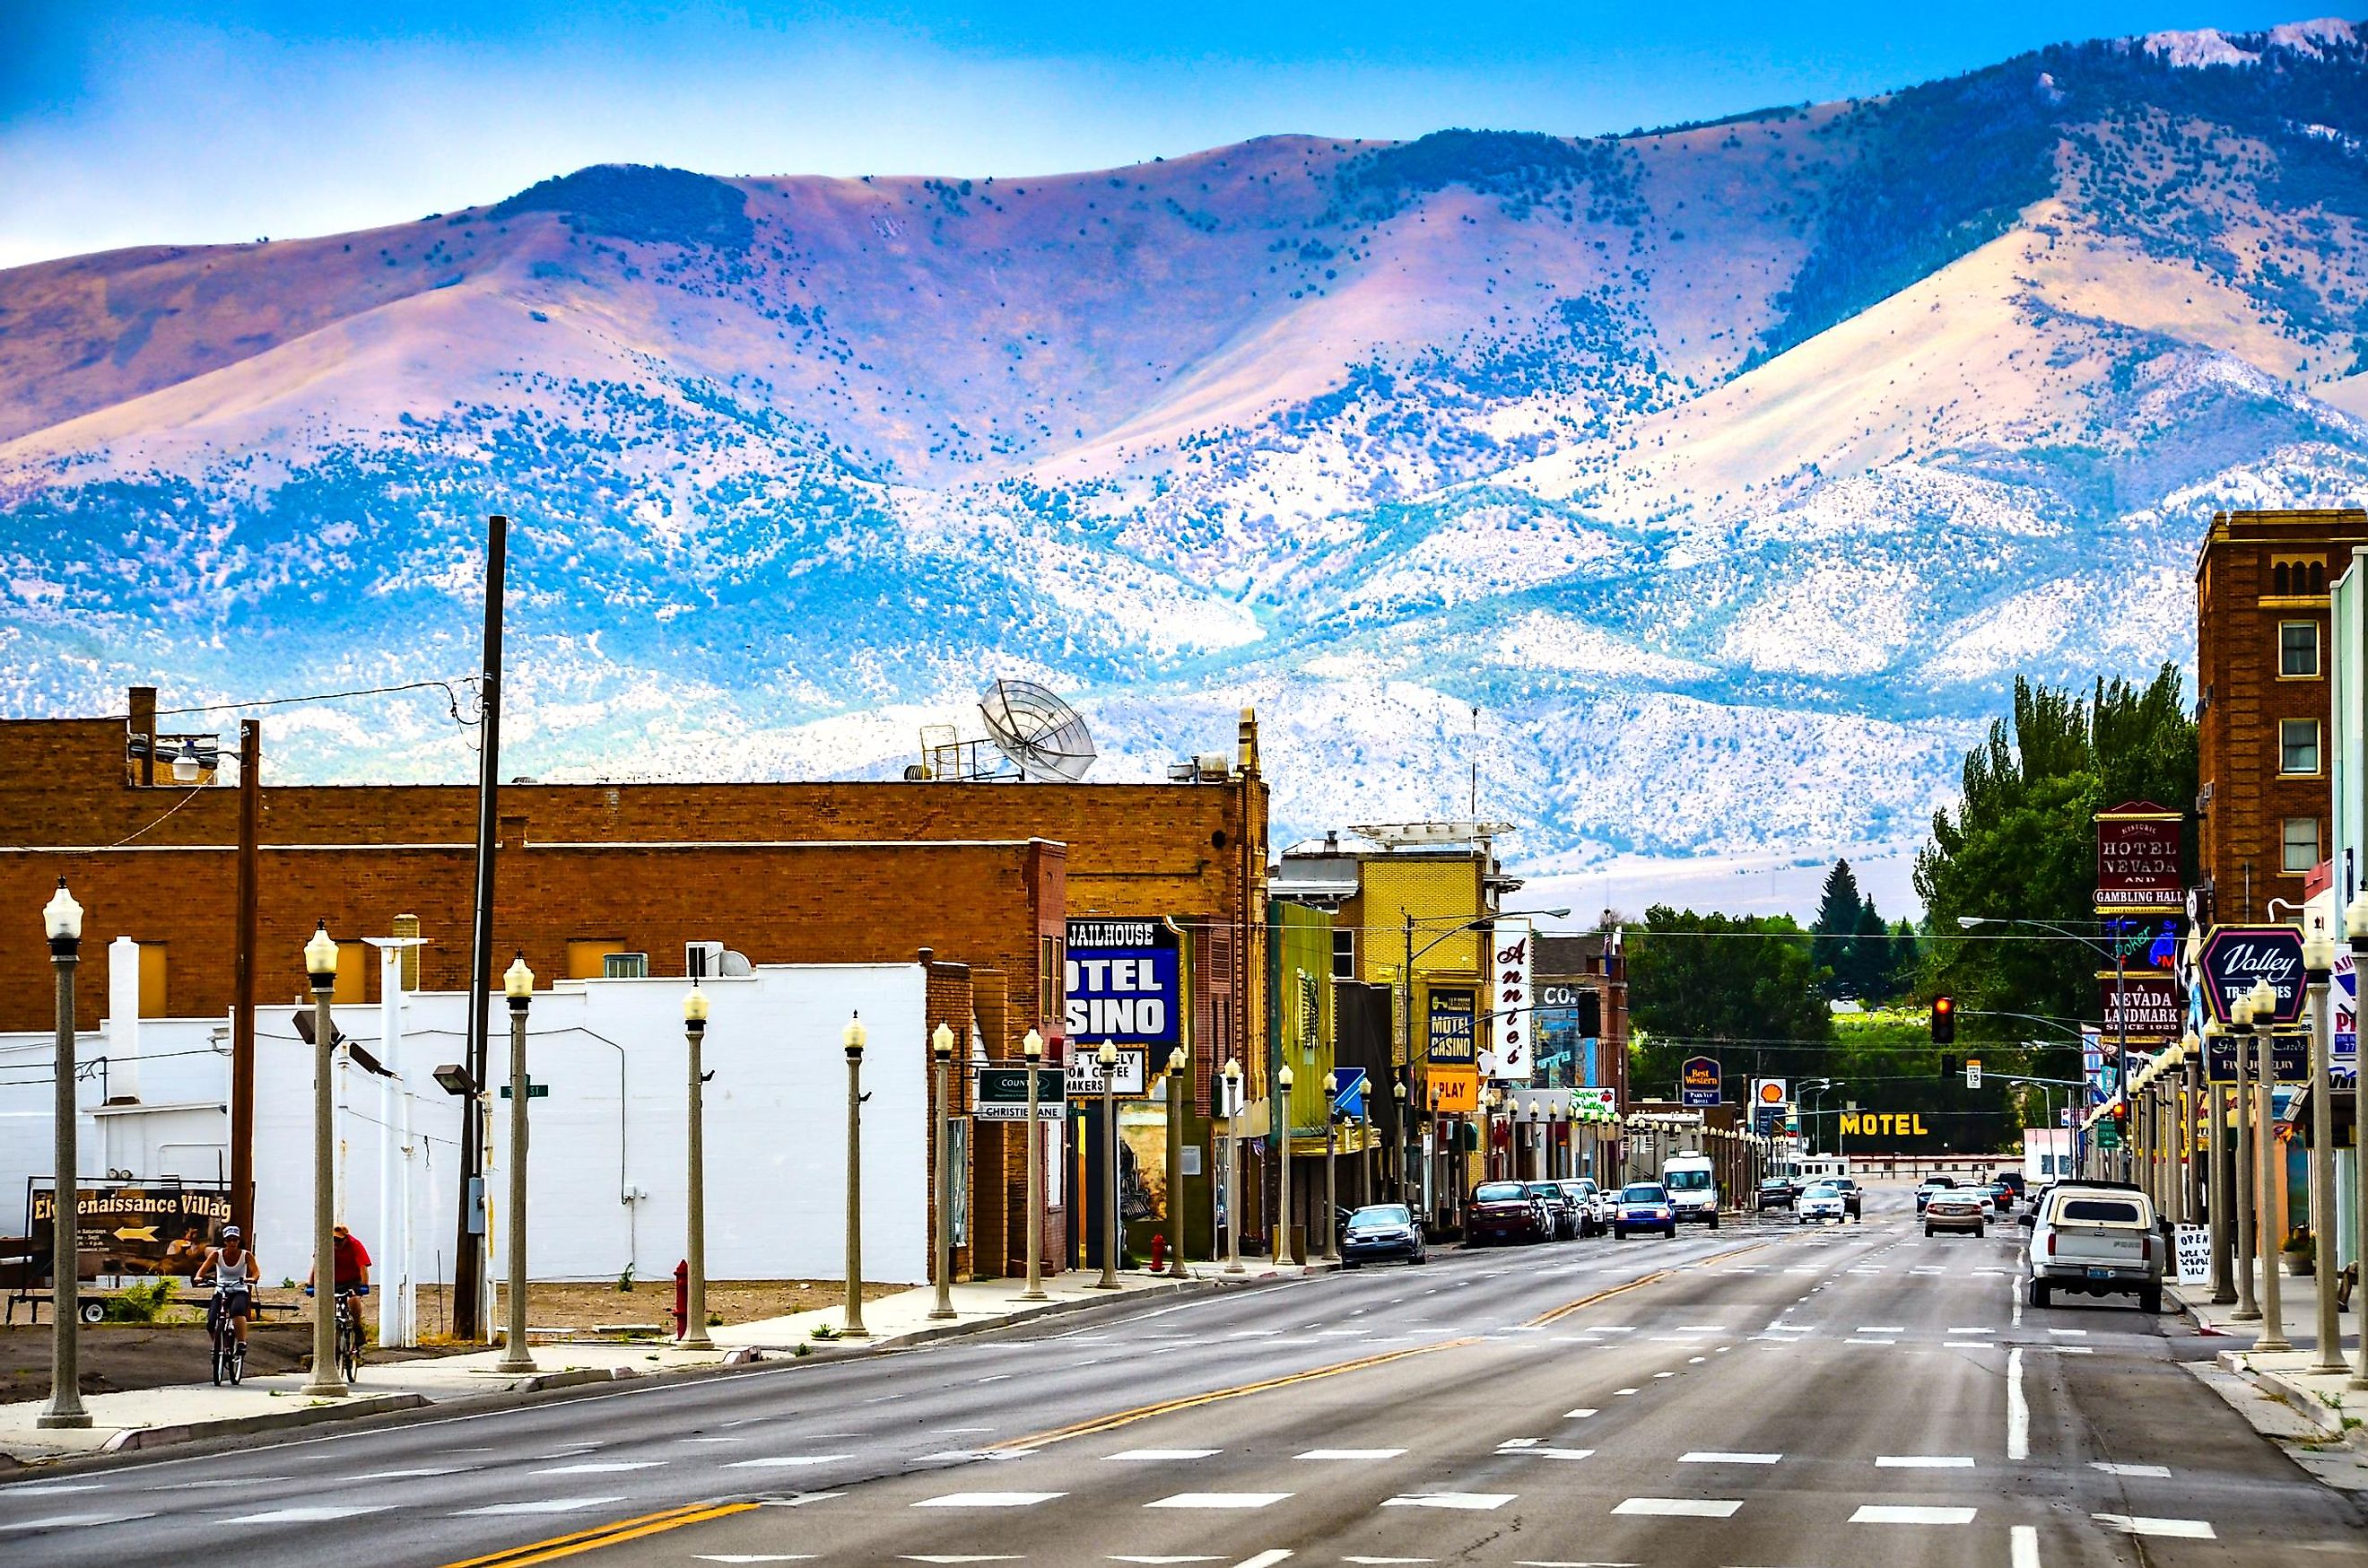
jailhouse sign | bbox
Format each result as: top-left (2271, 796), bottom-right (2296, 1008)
top-left (2094, 802), bottom-right (2182, 913)
top-left (1065, 919), bottom-right (1180, 1046)
top-left (2198, 926), bottom-right (2306, 1027)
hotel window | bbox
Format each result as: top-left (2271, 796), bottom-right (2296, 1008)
top-left (2279, 621), bottom-right (2320, 677)
top-left (2282, 816), bottom-right (2320, 874)
top-left (2279, 719), bottom-right (2321, 776)
top-left (1331, 928), bottom-right (1356, 980)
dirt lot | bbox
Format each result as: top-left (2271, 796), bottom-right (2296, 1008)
top-left (471, 1277), bottom-right (902, 1337)
top-left (0, 1309), bottom-right (455, 1404)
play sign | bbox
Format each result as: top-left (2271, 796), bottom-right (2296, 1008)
top-left (2198, 926), bottom-right (2307, 1026)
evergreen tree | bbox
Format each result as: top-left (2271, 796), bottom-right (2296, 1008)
top-left (1628, 905), bottom-right (1833, 1095)
top-left (1847, 900), bottom-right (1893, 1000)
top-left (1810, 859), bottom-right (1864, 995)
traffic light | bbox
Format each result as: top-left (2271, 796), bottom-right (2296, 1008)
top-left (1940, 1054), bottom-right (1958, 1080)
top-left (1930, 994), bottom-right (1956, 1045)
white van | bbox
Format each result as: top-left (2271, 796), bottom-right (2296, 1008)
top-left (1661, 1152), bottom-right (1719, 1228)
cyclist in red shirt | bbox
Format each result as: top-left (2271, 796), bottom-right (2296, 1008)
top-left (305, 1223), bottom-right (372, 1330)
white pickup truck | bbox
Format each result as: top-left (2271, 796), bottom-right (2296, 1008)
top-left (2023, 1182), bottom-right (2163, 1312)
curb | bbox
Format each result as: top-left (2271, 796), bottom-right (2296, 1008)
top-left (97, 1391), bottom-right (429, 1453)
top-left (737, 1275), bottom-right (1232, 1353)
top-left (2215, 1349), bottom-right (2353, 1439)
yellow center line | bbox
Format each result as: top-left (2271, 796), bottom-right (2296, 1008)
top-left (440, 1500), bottom-right (757, 1568)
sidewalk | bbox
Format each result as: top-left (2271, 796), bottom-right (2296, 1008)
top-left (2170, 1270), bottom-right (2368, 1488)
top-left (0, 1262), bottom-right (1306, 1466)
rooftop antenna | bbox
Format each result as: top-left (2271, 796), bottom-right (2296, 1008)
top-left (1469, 705), bottom-right (1481, 819)
top-left (979, 679), bottom-right (1097, 782)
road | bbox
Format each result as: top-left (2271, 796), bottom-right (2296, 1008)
top-left (1, 1185), bottom-right (2359, 1567)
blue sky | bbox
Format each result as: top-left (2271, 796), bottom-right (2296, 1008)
top-left (0, 3), bottom-right (2331, 267)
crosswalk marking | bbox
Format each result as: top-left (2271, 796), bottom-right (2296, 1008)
top-left (1612, 1498), bottom-right (1740, 1518)
top-left (1382, 1494), bottom-right (1513, 1510)
top-left (914, 1494), bottom-right (1066, 1508)
top-left (1850, 1506), bottom-right (1977, 1524)
top-left (2094, 1513), bottom-right (2213, 1538)
top-left (1145, 1493), bottom-right (1293, 1510)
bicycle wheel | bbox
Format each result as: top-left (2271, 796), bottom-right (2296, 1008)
top-left (340, 1319), bottom-right (361, 1382)
top-left (228, 1339), bottom-right (245, 1386)
top-left (212, 1339), bottom-right (226, 1387)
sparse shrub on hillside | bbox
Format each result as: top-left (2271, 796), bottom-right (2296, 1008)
top-left (492, 164), bottom-right (754, 254)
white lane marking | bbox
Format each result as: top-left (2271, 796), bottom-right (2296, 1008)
top-left (2090, 1462), bottom-right (2172, 1478)
top-left (1109, 1559), bottom-right (1220, 1564)
top-left (0, 1511), bottom-right (158, 1531)
top-left (1845, 1338), bottom-right (1896, 1346)
top-left (152, 1478), bottom-right (292, 1490)
top-left (1563, 1408), bottom-right (1598, 1418)
top-left (976, 1375), bottom-right (1013, 1384)
top-left (1295, 1449), bottom-right (1405, 1460)
top-left (2093, 1514), bottom-right (2214, 1539)
top-left (0, 1483), bottom-right (105, 1494)
top-left (1851, 1506), bottom-right (1977, 1524)
top-left (2043, 1346), bottom-right (2094, 1355)
top-left (2009, 1525), bottom-right (2041, 1568)
top-left (1876, 1456), bottom-right (1974, 1468)
top-left (1688, 1356), bottom-right (1708, 1364)
top-left (222, 1505), bottom-right (394, 1524)
top-left (679, 1438), bottom-right (756, 1446)
top-left (454, 1498), bottom-right (630, 1517)
top-left (1782, 1267), bottom-right (1818, 1274)
top-left (1612, 1498), bottom-right (1741, 1518)
top-left (1343, 1559), bottom-right (1433, 1565)
top-left (1911, 1267), bottom-right (1948, 1276)
top-left (1145, 1493), bottom-right (1293, 1509)
top-left (1108, 1449), bottom-right (1222, 1461)
top-left (1763, 1322), bottom-right (1812, 1332)
top-left (904, 1558), bottom-right (1023, 1564)
top-left (1503, 1446), bottom-right (1595, 1459)
top-left (933, 1427), bottom-right (997, 1434)
top-left (1858, 1326), bottom-right (1907, 1333)
top-left (913, 1493), bottom-right (1066, 1508)
top-left (1681, 1452), bottom-right (1781, 1464)
top-left (1944, 1342), bottom-right (1993, 1349)
top-left (1676, 1324), bottom-right (1726, 1332)
top-left (1233, 1552), bottom-right (1294, 1568)
top-left (2007, 1346), bottom-right (2029, 1461)
top-left (1613, 1387), bottom-right (1639, 1396)
top-left (2048, 1328), bottom-right (2087, 1337)
top-left (1651, 1371), bottom-right (1675, 1379)
top-left (865, 1394), bottom-right (907, 1404)
top-left (754, 1494), bottom-right (842, 1507)
top-left (1381, 1493), bottom-right (1516, 1510)
top-left (727, 1456), bottom-right (855, 1469)
top-left (533, 1460), bottom-right (666, 1475)
top-left (696, 1556), bottom-right (817, 1564)
top-left (1948, 1328), bottom-right (1994, 1335)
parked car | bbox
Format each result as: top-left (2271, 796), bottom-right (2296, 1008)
top-left (1797, 1181), bottom-right (1847, 1224)
top-left (1924, 1187), bottom-right (1989, 1236)
top-left (1755, 1177), bottom-right (1798, 1211)
top-left (1825, 1176), bottom-right (1862, 1218)
top-left (1466, 1180), bottom-right (1551, 1245)
top-left (1527, 1181), bottom-right (1580, 1241)
top-left (1914, 1176), bottom-right (1958, 1214)
top-left (1558, 1179), bottom-right (1609, 1236)
top-left (2024, 1183), bottom-right (2163, 1311)
top-left (1339, 1203), bottom-right (1426, 1267)
top-left (1612, 1181), bottom-right (1677, 1239)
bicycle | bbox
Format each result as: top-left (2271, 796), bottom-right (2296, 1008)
top-left (206, 1285), bottom-right (248, 1387)
top-left (310, 1284), bottom-right (368, 1382)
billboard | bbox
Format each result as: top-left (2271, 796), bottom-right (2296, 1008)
top-left (29, 1181), bottom-right (231, 1278)
top-left (1426, 988), bottom-right (1476, 1065)
top-left (2094, 803), bottom-right (2183, 912)
top-left (1483, 919), bottom-right (1534, 1082)
top-left (2197, 926), bottom-right (2307, 1026)
top-left (1064, 919), bottom-right (1182, 1046)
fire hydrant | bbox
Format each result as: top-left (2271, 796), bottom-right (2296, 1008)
top-left (1147, 1231), bottom-right (1167, 1273)
top-left (671, 1258), bottom-right (690, 1340)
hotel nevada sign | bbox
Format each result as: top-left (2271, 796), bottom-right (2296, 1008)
top-left (2094, 802), bottom-right (2182, 913)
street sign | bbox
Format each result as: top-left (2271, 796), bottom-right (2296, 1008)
top-left (1330, 1067), bottom-right (1369, 1120)
top-left (1753, 1103), bottom-right (1787, 1135)
top-left (1066, 1048), bottom-right (1148, 1097)
top-left (2197, 926), bottom-right (2307, 1026)
top-left (974, 1066), bottom-right (1066, 1120)
top-left (2173, 1224), bottom-right (2210, 1285)
top-left (1680, 1056), bottom-right (1721, 1107)
top-left (2202, 1031), bottom-right (2309, 1085)
top-left (2095, 1119), bottom-right (2121, 1149)
top-left (1965, 1058), bottom-right (1982, 1090)
top-left (498, 1081), bottom-right (550, 1099)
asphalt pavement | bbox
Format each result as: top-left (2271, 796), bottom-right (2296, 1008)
top-left (2, 1185), bottom-right (2359, 1567)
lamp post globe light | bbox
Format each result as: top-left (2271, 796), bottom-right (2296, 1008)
top-left (1094, 1039), bottom-right (1123, 1288)
top-left (1274, 1061), bottom-right (1296, 1267)
top-left (930, 1022), bottom-right (958, 1320)
top-left (490, 952), bottom-right (538, 1375)
top-left (680, 985), bottom-right (715, 1350)
top-left (298, 923), bottom-right (354, 1395)
top-left (38, 880), bottom-right (90, 1429)
top-left (840, 1012), bottom-right (872, 1337)
top-left (2349, 890), bottom-right (2368, 1389)
top-left (1164, 1045), bottom-right (1188, 1279)
top-left (2246, 977), bottom-right (2291, 1351)
top-left (1222, 1058), bottom-right (1245, 1274)
top-left (1016, 1029), bottom-right (1049, 1302)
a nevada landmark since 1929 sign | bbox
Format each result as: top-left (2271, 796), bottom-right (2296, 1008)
top-left (2094, 802), bottom-right (2182, 912)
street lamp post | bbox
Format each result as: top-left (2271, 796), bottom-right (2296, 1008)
top-left (1222, 1058), bottom-right (1245, 1274)
top-left (2303, 926), bottom-right (2344, 1374)
top-left (930, 1022), bottom-right (958, 1320)
top-left (300, 923), bottom-right (354, 1395)
top-left (2231, 990), bottom-right (2261, 1320)
top-left (38, 880), bottom-right (89, 1430)
top-left (681, 986), bottom-right (715, 1350)
top-left (1359, 1108), bottom-right (1373, 1206)
top-left (1017, 1030), bottom-right (1049, 1302)
top-left (1094, 1040), bottom-right (1122, 1288)
top-left (2250, 978), bottom-right (2293, 1350)
top-left (1164, 1045), bottom-right (1188, 1279)
top-left (2205, 1024), bottom-right (2234, 1302)
top-left (491, 952), bottom-right (536, 1376)
top-left (1392, 1076), bottom-right (1407, 1200)
top-left (2348, 891), bottom-right (2368, 1389)
top-left (1275, 1062), bottom-right (1297, 1267)
top-left (1322, 1107), bottom-right (1339, 1261)
top-left (840, 1012), bottom-right (871, 1337)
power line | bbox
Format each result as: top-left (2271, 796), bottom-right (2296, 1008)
top-left (155, 676), bottom-right (479, 727)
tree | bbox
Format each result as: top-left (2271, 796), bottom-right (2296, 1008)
top-left (1845, 900), bottom-right (1896, 1001)
top-left (1811, 859), bottom-right (1865, 994)
top-left (1627, 905), bottom-right (1833, 1097)
top-left (1913, 665), bottom-right (2197, 1102)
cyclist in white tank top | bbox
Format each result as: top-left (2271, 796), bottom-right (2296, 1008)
top-left (193, 1227), bottom-right (257, 1346)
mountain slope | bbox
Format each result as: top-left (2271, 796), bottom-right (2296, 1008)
top-left (4, 20), bottom-right (2368, 905)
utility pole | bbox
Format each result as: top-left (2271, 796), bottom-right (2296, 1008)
top-left (231, 719), bottom-right (260, 1240)
top-left (456, 513), bottom-right (507, 1344)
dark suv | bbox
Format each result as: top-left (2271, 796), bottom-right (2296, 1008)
top-left (1466, 1180), bottom-right (1550, 1245)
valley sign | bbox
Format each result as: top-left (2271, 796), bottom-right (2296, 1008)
top-left (2198, 925), bottom-right (2307, 1027)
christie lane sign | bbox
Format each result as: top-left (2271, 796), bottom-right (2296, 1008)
top-left (2198, 926), bottom-right (2307, 1027)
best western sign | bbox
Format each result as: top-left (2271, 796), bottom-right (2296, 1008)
top-left (1836, 1111), bottom-right (1937, 1138)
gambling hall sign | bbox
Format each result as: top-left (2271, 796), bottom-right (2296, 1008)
top-left (2094, 802), bottom-right (2182, 913)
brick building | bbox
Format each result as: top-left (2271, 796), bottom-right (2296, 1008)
top-left (0, 688), bottom-right (1270, 1277)
top-left (2195, 509), bottom-right (2368, 922)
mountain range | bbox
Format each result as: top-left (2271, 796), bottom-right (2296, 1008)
top-left (4, 17), bottom-right (2367, 912)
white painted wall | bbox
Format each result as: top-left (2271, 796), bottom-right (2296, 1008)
top-left (0, 960), bottom-right (931, 1288)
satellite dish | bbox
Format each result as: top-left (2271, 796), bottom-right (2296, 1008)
top-left (979, 680), bottom-right (1096, 782)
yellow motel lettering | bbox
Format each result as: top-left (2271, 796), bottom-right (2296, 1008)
top-left (1835, 1111), bottom-right (1934, 1138)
